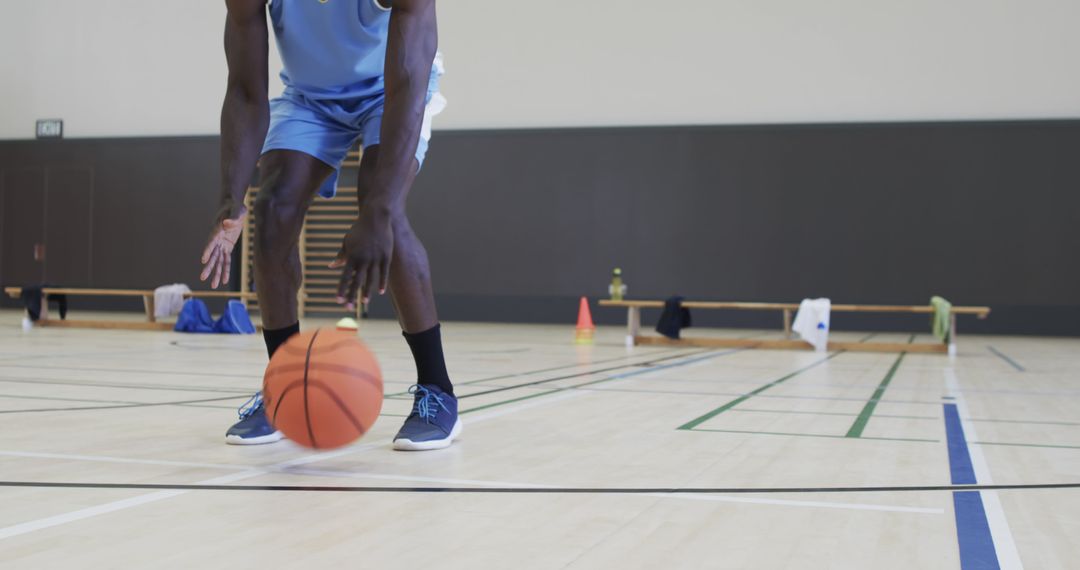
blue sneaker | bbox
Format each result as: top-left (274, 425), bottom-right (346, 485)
top-left (393, 384), bottom-right (462, 451)
top-left (225, 393), bottom-right (284, 445)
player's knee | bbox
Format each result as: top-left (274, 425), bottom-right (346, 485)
top-left (253, 189), bottom-right (306, 230)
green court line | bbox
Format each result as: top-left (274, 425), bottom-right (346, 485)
top-left (987, 346), bottom-right (1025, 372)
top-left (690, 427), bottom-right (938, 443)
top-left (676, 352), bottom-right (842, 431)
top-left (845, 352), bottom-right (906, 438)
top-left (859, 332), bottom-right (877, 343)
top-left (972, 441), bottom-right (1080, 450)
top-left (731, 407), bottom-right (936, 421)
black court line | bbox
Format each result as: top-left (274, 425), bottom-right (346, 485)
top-left (0, 362), bottom-right (257, 380)
top-left (385, 347), bottom-right (690, 397)
top-left (168, 340), bottom-right (271, 352)
top-left (457, 349), bottom-right (714, 400)
top-left (0, 376), bottom-right (254, 395)
top-left (459, 347), bottom-right (532, 355)
top-left (987, 346), bottom-right (1025, 372)
top-left (0, 352), bottom-right (706, 414)
top-left (0, 393), bottom-right (144, 406)
top-left (0, 395), bottom-right (248, 414)
top-left (465, 383), bottom-right (948, 407)
top-left (1, 480), bottom-right (1077, 494)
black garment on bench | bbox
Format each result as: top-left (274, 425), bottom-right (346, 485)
top-left (655, 295), bottom-right (691, 340)
top-left (20, 285), bottom-right (68, 321)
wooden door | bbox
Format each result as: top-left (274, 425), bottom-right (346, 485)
top-left (43, 167), bottom-right (94, 286)
top-left (1, 168), bottom-right (47, 287)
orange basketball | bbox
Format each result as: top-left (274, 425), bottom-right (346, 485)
top-left (263, 329), bottom-right (383, 449)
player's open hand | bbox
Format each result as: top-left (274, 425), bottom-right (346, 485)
top-left (200, 212), bottom-right (247, 289)
top-left (330, 210), bottom-right (394, 310)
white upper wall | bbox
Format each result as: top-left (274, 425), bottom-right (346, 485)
top-left (1, 0), bottom-right (1078, 139)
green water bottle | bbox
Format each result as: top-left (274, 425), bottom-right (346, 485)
top-left (609, 268), bottom-right (627, 301)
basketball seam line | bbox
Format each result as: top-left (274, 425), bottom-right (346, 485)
top-left (303, 330), bottom-right (321, 449)
top-left (271, 381), bottom-right (305, 425)
top-left (309, 381), bottom-right (369, 438)
top-left (276, 339), bottom-right (360, 357)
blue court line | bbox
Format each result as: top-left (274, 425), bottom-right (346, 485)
top-left (944, 403), bottom-right (1001, 569)
top-left (987, 346), bottom-right (1025, 372)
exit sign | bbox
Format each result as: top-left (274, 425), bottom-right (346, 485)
top-left (36, 119), bottom-right (63, 139)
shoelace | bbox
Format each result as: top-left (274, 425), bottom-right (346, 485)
top-left (237, 392), bottom-right (264, 420)
top-left (408, 384), bottom-right (449, 423)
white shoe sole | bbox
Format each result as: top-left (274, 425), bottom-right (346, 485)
top-left (225, 430), bottom-right (284, 446)
top-left (392, 418), bottom-right (462, 451)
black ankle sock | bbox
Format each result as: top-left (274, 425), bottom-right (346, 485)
top-left (263, 322), bottom-right (300, 359)
top-left (403, 324), bottom-right (454, 396)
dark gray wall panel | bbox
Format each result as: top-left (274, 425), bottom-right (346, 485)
top-left (0, 137), bottom-right (220, 313)
top-left (408, 121), bottom-right (1079, 335)
top-left (1, 120), bottom-right (1077, 335)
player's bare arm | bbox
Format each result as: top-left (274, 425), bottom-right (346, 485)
top-left (330, 0), bottom-right (437, 308)
top-left (201, 0), bottom-right (270, 289)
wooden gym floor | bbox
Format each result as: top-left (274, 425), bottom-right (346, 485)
top-left (0, 310), bottom-right (1076, 568)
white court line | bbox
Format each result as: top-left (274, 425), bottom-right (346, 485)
top-left (0, 450), bottom-right (247, 471)
top-left (283, 467), bottom-right (557, 489)
top-left (0, 448), bottom-right (942, 517)
top-left (0, 453), bottom-right (946, 516)
top-left (290, 467), bottom-right (941, 514)
top-left (0, 351), bottom-right (936, 542)
top-left (945, 367), bottom-right (1024, 569)
top-left (0, 469), bottom-right (260, 540)
top-left (0, 443), bottom-right (381, 541)
top-left (0, 386), bottom-right (593, 541)
top-left (646, 493), bottom-right (943, 514)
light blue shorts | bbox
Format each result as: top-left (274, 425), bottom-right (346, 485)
top-left (262, 66), bottom-right (445, 199)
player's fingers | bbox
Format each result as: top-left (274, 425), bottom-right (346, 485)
top-left (200, 247), bottom-right (219, 281)
top-left (336, 263), bottom-right (354, 302)
top-left (361, 263), bottom-right (377, 304)
top-left (201, 238), bottom-right (217, 264)
top-left (211, 252), bottom-right (224, 289)
top-left (378, 259), bottom-right (390, 295)
top-left (221, 250), bottom-right (232, 285)
top-left (348, 263), bottom-right (367, 309)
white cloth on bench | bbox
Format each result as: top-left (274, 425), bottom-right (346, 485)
top-left (154, 284), bottom-right (191, 318)
top-left (793, 298), bottom-right (831, 351)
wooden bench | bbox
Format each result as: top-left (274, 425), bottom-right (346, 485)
top-left (3, 287), bottom-right (258, 331)
top-left (599, 299), bottom-right (991, 354)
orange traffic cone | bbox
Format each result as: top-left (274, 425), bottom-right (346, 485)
top-left (575, 296), bottom-right (595, 344)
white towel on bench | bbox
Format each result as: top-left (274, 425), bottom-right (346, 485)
top-left (793, 298), bottom-right (831, 352)
top-left (155, 284), bottom-right (191, 318)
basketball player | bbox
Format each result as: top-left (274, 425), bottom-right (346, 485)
top-left (198, 0), bottom-right (459, 451)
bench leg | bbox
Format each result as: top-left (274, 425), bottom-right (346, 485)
top-left (948, 313), bottom-right (958, 357)
top-left (782, 309), bottom-right (793, 339)
top-left (143, 295), bottom-right (156, 323)
top-left (626, 307), bottom-right (641, 347)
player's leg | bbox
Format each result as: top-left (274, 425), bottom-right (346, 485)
top-left (354, 146), bottom-right (460, 451)
top-left (225, 150), bottom-right (332, 445)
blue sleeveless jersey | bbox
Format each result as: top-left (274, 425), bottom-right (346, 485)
top-left (262, 0), bottom-right (446, 198)
top-left (268, 0), bottom-right (423, 100)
